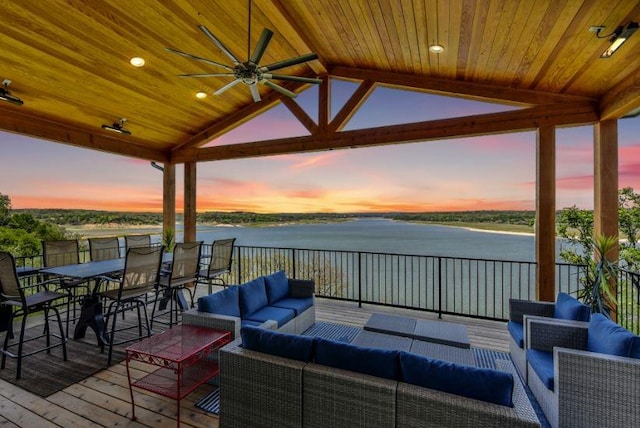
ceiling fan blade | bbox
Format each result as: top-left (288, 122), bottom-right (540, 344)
top-left (179, 73), bottom-right (236, 78)
top-left (262, 80), bottom-right (297, 98)
top-left (214, 79), bottom-right (242, 96)
top-left (262, 74), bottom-right (322, 84)
top-left (198, 25), bottom-right (242, 65)
top-left (165, 47), bottom-right (233, 71)
top-left (249, 84), bottom-right (261, 102)
top-left (259, 52), bottom-right (319, 72)
top-left (249, 29), bottom-right (274, 65)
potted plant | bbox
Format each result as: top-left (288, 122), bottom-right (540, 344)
top-left (162, 226), bottom-right (175, 253)
top-left (577, 234), bottom-right (618, 318)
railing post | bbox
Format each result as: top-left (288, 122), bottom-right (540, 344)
top-left (237, 247), bottom-right (242, 284)
top-left (292, 248), bottom-right (297, 279)
top-left (358, 252), bottom-right (362, 308)
top-left (438, 257), bottom-right (443, 319)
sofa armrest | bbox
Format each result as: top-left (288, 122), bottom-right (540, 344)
top-left (525, 317), bottom-right (588, 352)
top-left (289, 278), bottom-right (315, 298)
top-left (555, 347), bottom-right (640, 427)
top-left (182, 308), bottom-right (241, 340)
top-left (509, 299), bottom-right (555, 323)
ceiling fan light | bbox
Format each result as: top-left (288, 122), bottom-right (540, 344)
top-left (130, 57), bottom-right (146, 67)
top-left (429, 44), bottom-right (444, 53)
top-left (195, 91), bottom-right (207, 99)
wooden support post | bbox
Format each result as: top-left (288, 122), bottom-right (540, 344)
top-left (536, 126), bottom-right (556, 302)
top-left (184, 161), bottom-right (197, 242)
top-left (318, 75), bottom-right (330, 133)
top-left (594, 120), bottom-right (619, 317)
top-left (163, 163), bottom-right (176, 240)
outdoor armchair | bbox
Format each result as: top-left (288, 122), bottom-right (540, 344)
top-left (0, 251), bottom-right (68, 380)
top-left (197, 238), bottom-right (235, 295)
top-left (89, 236), bottom-right (121, 261)
top-left (124, 234), bottom-right (151, 252)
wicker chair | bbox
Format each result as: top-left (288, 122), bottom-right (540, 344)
top-left (98, 246), bottom-right (164, 365)
top-left (89, 236), bottom-right (121, 261)
top-left (0, 251), bottom-right (68, 379)
top-left (197, 238), bottom-right (235, 295)
top-left (124, 234), bottom-right (151, 251)
top-left (152, 241), bottom-right (202, 328)
top-left (42, 239), bottom-right (90, 336)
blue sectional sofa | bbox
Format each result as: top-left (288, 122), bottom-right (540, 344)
top-left (218, 326), bottom-right (540, 428)
top-left (525, 313), bottom-right (640, 427)
top-left (508, 292), bottom-right (590, 380)
top-left (182, 270), bottom-right (316, 340)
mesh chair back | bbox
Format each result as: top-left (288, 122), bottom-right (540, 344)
top-left (89, 237), bottom-right (120, 261)
top-left (171, 242), bottom-right (202, 283)
top-left (0, 251), bottom-right (22, 302)
top-left (42, 240), bottom-right (80, 267)
top-left (208, 238), bottom-right (235, 275)
top-left (125, 234), bottom-right (151, 251)
top-left (121, 246), bottom-right (164, 294)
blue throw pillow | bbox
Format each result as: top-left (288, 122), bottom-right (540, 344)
top-left (587, 313), bottom-right (635, 357)
top-left (264, 270), bottom-right (290, 304)
top-left (241, 326), bottom-right (314, 362)
top-left (314, 337), bottom-right (399, 380)
top-left (197, 286), bottom-right (240, 317)
top-left (554, 292), bottom-right (590, 321)
top-left (239, 277), bottom-right (268, 316)
top-left (399, 351), bottom-right (514, 407)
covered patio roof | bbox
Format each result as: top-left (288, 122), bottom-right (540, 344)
top-left (1, 0), bottom-right (639, 301)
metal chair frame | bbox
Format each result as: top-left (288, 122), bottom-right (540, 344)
top-left (196, 238), bottom-right (236, 296)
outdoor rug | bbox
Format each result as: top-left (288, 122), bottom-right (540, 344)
top-left (0, 317), bottom-right (146, 397)
top-left (194, 322), bottom-right (550, 427)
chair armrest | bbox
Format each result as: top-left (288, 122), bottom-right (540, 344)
top-left (509, 299), bottom-right (555, 322)
top-left (182, 308), bottom-right (241, 340)
top-left (555, 347), bottom-right (640, 427)
top-left (289, 279), bottom-right (315, 298)
top-left (525, 317), bottom-right (588, 352)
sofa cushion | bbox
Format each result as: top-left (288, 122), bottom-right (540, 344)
top-left (197, 286), bottom-right (240, 317)
top-left (239, 277), bottom-right (268, 316)
top-left (587, 313), bottom-right (635, 357)
top-left (554, 292), bottom-right (590, 321)
top-left (399, 352), bottom-right (513, 407)
top-left (271, 297), bottom-right (314, 315)
top-left (264, 270), bottom-right (290, 303)
top-left (526, 349), bottom-right (554, 391)
top-left (289, 279), bottom-right (315, 298)
top-left (245, 305), bottom-right (296, 327)
top-left (630, 337), bottom-right (640, 359)
top-left (241, 326), bottom-right (314, 362)
top-left (507, 321), bottom-right (524, 349)
top-left (314, 337), bottom-right (399, 380)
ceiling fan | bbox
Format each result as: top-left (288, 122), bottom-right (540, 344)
top-left (166, 1), bottom-right (321, 102)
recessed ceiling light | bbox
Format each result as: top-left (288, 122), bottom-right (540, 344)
top-left (195, 91), bottom-right (207, 99)
top-left (429, 44), bottom-right (444, 53)
top-left (130, 57), bottom-right (146, 67)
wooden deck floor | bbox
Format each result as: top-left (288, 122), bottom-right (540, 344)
top-left (0, 297), bottom-right (509, 427)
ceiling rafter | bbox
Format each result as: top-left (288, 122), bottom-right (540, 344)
top-left (600, 70), bottom-right (640, 120)
top-left (328, 79), bottom-right (376, 132)
top-left (172, 101), bottom-right (598, 163)
top-left (280, 96), bottom-right (317, 134)
top-left (329, 65), bottom-right (597, 106)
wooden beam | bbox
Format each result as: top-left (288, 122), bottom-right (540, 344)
top-left (328, 80), bottom-right (376, 132)
top-left (329, 65), bottom-right (597, 106)
top-left (0, 106), bottom-right (168, 162)
top-left (163, 163), bottom-right (176, 243)
top-left (318, 75), bottom-right (330, 133)
top-left (600, 68), bottom-right (640, 120)
top-left (536, 126), bottom-right (556, 302)
top-left (172, 102), bottom-right (598, 163)
top-left (280, 96), bottom-right (318, 134)
top-left (170, 81), bottom-right (309, 153)
top-left (184, 162), bottom-right (197, 243)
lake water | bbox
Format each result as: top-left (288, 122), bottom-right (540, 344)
top-left (171, 218), bottom-right (569, 262)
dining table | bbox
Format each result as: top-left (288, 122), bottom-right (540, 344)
top-left (39, 254), bottom-right (173, 346)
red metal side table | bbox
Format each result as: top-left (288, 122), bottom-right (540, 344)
top-left (125, 324), bottom-right (231, 426)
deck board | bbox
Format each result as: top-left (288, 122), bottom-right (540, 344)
top-left (0, 296), bottom-right (509, 427)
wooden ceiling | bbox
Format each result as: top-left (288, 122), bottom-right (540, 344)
top-left (0, 0), bottom-right (638, 163)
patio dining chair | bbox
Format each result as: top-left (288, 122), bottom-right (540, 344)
top-left (42, 239), bottom-right (90, 336)
top-left (0, 251), bottom-right (68, 380)
top-left (152, 241), bottom-right (203, 328)
top-left (124, 234), bottom-right (151, 252)
top-left (89, 236), bottom-right (121, 261)
top-left (98, 245), bottom-right (164, 365)
top-left (196, 238), bottom-right (236, 296)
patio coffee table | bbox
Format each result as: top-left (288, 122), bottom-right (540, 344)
top-left (125, 324), bottom-right (231, 427)
top-left (364, 313), bottom-right (471, 349)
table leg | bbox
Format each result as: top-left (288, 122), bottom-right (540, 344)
top-left (73, 295), bottom-right (108, 345)
top-left (126, 357), bottom-right (137, 421)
